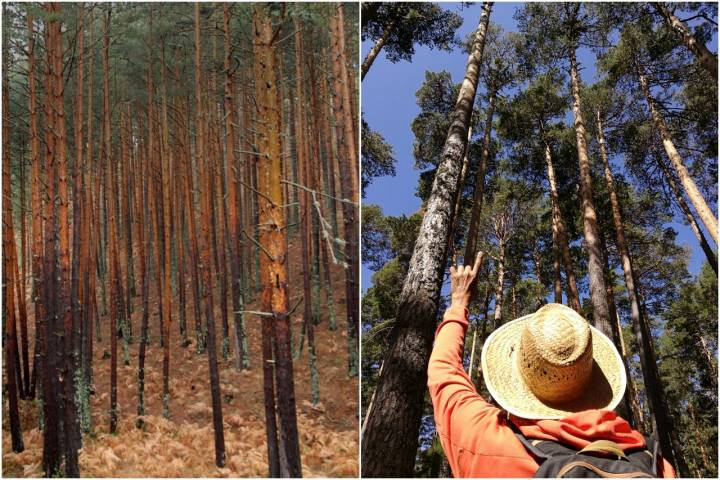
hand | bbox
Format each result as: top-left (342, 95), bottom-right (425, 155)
top-left (449, 252), bottom-right (483, 309)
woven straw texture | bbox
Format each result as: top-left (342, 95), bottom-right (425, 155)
top-left (481, 304), bottom-right (626, 420)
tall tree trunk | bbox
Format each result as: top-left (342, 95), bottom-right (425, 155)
top-left (27, 11), bottom-right (44, 399)
top-left (541, 133), bottom-right (581, 311)
top-left (82, 8), bottom-right (96, 398)
top-left (633, 282), bottom-right (690, 476)
top-left (568, 45), bottom-right (613, 339)
top-left (447, 126), bottom-right (472, 257)
top-left (361, 15), bottom-right (397, 80)
top-left (159, 40), bottom-right (174, 418)
top-left (294, 15), bottom-right (316, 380)
top-left (331, 3), bottom-right (360, 377)
top-left (553, 248), bottom-right (563, 303)
top-left (698, 334), bottom-right (718, 388)
top-left (41, 15), bottom-right (62, 468)
top-left (598, 230), bottom-right (636, 427)
top-left (177, 100), bottom-right (203, 352)
top-left (103, 5), bottom-right (120, 437)
top-left (136, 111), bottom-right (150, 427)
top-left (253, 5), bottom-right (302, 476)
top-left (3, 47), bottom-right (25, 452)
top-left (309, 43), bottom-right (326, 401)
top-left (464, 91), bottom-right (495, 262)
top-left (653, 145), bottom-right (717, 273)
top-left (466, 278), bottom-right (486, 381)
top-left (652, 2), bottom-right (717, 80)
top-left (596, 110), bottom-right (652, 357)
top-left (612, 308), bottom-right (646, 432)
top-left (493, 240), bottom-right (505, 326)
top-left (210, 109), bottom-right (231, 361)
top-left (321, 63), bottom-right (342, 236)
top-left (70, 3), bottom-right (89, 432)
top-left (223, 2), bottom-right (247, 371)
top-left (46, 3), bottom-right (81, 473)
top-left (16, 139), bottom-right (30, 399)
top-left (637, 65), bottom-right (718, 244)
top-left (137, 9), bottom-right (154, 424)
top-left (194, 3), bottom-right (226, 467)
top-left (361, 4), bottom-right (493, 476)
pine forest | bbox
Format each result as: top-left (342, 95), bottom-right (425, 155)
top-left (361, 2), bottom-right (717, 478)
top-left (2, 2), bottom-right (359, 477)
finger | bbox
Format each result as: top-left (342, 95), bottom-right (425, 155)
top-left (464, 265), bottom-right (472, 275)
top-left (471, 251), bottom-right (483, 275)
top-left (449, 265), bottom-right (456, 276)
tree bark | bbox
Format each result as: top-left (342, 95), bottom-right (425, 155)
top-left (653, 144), bottom-right (717, 273)
top-left (82, 9), bottom-right (96, 400)
top-left (45, 3), bottom-right (81, 473)
top-left (467, 279), bottom-right (486, 380)
top-left (637, 65), bottom-right (718, 244)
top-left (652, 2), bottom-right (717, 80)
top-left (598, 229), bottom-right (637, 428)
top-left (633, 281), bottom-right (690, 476)
top-left (3, 47), bottom-right (25, 452)
top-left (541, 134), bottom-right (581, 311)
top-left (159, 39), bottom-right (174, 418)
top-left (41, 14), bottom-right (62, 468)
top-left (70, 3), bottom-right (88, 432)
top-left (103, 6), bottom-right (120, 437)
top-left (194, 3), bottom-right (226, 467)
top-left (553, 248), bottom-right (563, 303)
top-left (27, 11), bottom-right (45, 399)
top-left (223, 2), bottom-right (247, 371)
top-left (464, 92), bottom-right (495, 262)
top-left (447, 126), bottom-right (473, 258)
top-left (331, 3), bottom-right (360, 377)
top-left (361, 15), bottom-right (397, 81)
top-left (294, 16), bottom-right (319, 405)
top-left (568, 45), bottom-right (613, 339)
top-left (253, 6), bottom-right (302, 475)
top-left (596, 110), bottom-right (653, 365)
top-left (612, 308), bottom-right (646, 432)
top-left (361, 4), bottom-right (493, 476)
top-left (493, 239), bottom-right (506, 326)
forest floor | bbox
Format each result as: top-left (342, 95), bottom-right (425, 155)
top-left (2, 235), bottom-right (358, 477)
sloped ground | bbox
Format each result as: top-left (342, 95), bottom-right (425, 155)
top-left (3, 237), bottom-right (359, 477)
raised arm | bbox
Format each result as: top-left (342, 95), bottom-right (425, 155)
top-left (427, 254), bottom-right (508, 471)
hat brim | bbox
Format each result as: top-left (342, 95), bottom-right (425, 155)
top-left (480, 313), bottom-right (627, 420)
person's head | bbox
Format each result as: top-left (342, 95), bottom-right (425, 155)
top-left (481, 303), bottom-right (626, 420)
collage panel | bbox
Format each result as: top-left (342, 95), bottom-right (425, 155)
top-left (1, 1), bottom-right (358, 477)
top-left (1, 0), bottom-right (718, 479)
top-left (361, 1), bottom-right (717, 479)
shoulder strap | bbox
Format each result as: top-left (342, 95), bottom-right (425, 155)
top-left (506, 418), bottom-right (575, 460)
top-left (645, 432), bottom-right (660, 477)
top-left (579, 440), bottom-right (627, 459)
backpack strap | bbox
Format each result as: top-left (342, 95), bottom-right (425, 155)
top-left (579, 440), bottom-right (627, 459)
top-left (506, 418), bottom-right (575, 460)
top-left (645, 432), bottom-right (660, 477)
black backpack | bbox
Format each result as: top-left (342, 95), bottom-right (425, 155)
top-left (510, 421), bottom-right (660, 478)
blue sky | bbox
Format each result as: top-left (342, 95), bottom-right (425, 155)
top-left (361, 2), bottom-right (715, 292)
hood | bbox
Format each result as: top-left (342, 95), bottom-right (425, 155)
top-left (514, 409), bottom-right (646, 451)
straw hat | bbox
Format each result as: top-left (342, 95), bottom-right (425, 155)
top-left (480, 303), bottom-right (626, 420)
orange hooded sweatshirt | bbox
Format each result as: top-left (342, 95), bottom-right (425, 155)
top-left (427, 304), bottom-right (677, 478)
